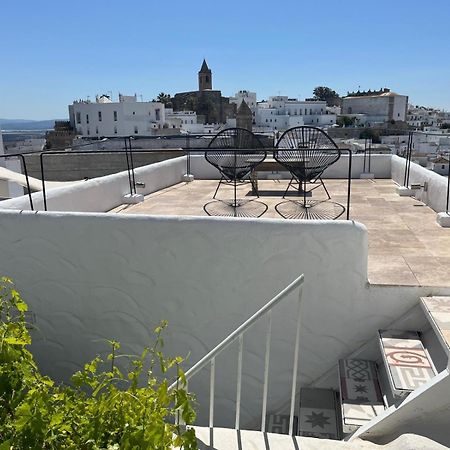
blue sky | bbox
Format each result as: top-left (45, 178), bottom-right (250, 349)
top-left (1, 0), bottom-right (450, 119)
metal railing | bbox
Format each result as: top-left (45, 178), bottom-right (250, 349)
top-left (0, 153), bottom-right (34, 210)
top-left (169, 273), bottom-right (305, 435)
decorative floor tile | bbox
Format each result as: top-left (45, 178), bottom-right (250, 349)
top-left (266, 414), bottom-right (297, 435)
top-left (379, 330), bottom-right (436, 393)
top-left (298, 388), bottom-right (339, 439)
top-left (338, 359), bottom-right (385, 432)
top-left (339, 359), bottom-right (383, 403)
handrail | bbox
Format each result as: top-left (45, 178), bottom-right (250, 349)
top-left (0, 153), bottom-right (33, 210)
top-left (170, 273), bottom-right (305, 435)
top-left (169, 274), bottom-right (304, 387)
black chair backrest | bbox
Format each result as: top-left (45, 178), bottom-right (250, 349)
top-left (206, 128), bottom-right (266, 179)
top-left (274, 126), bottom-right (340, 180)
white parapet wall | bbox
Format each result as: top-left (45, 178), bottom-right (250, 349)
top-left (190, 153), bottom-right (392, 180)
top-left (0, 156), bottom-right (187, 212)
top-left (1, 209), bottom-right (449, 429)
top-left (391, 155), bottom-right (449, 214)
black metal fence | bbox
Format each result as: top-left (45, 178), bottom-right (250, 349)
top-left (3, 128), bottom-right (450, 218)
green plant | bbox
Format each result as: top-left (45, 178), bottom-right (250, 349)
top-left (0, 277), bottom-right (197, 449)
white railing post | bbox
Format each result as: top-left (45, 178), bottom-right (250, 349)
top-left (235, 334), bottom-right (244, 429)
top-left (289, 282), bottom-right (304, 436)
top-left (261, 311), bottom-right (272, 432)
top-left (209, 357), bottom-right (215, 428)
top-left (168, 274), bottom-right (305, 434)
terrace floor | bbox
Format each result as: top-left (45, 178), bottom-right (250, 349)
top-left (112, 179), bottom-right (450, 287)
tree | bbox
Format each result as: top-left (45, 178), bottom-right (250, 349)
top-left (154, 92), bottom-right (172, 106)
top-left (336, 116), bottom-right (356, 127)
top-left (313, 86), bottom-right (341, 106)
top-left (360, 128), bottom-right (381, 143)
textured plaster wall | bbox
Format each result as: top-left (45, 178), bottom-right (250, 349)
top-left (0, 210), bottom-right (446, 429)
top-left (391, 155), bottom-right (449, 213)
top-left (0, 157), bottom-right (186, 212)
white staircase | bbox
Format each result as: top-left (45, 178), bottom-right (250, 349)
top-left (175, 289), bottom-right (450, 446)
top-left (287, 296), bottom-right (450, 441)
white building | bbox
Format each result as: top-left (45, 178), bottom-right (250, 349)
top-left (342, 89), bottom-right (408, 124)
top-left (430, 156), bottom-right (449, 175)
top-left (255, 96), bottom-right (336, 131)
top-left (69, 94), bottom-right (166, 137)
top-left (164, 109), bottom-right (204, 133)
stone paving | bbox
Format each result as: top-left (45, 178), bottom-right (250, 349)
top-left (112, 179), bottom-right (450, 287)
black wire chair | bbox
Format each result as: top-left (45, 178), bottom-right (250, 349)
top-left (204, 128), bottom-right (268, 217)
top-left (274, 126), bottom-right (344, 219)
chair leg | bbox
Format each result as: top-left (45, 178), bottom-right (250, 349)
top-left (283, 176), bottom-right (294, 199)
top-left (250, 177), bottom-right (259, 198)
top-left (213, 175), bottom-right (224, 199)
top-left (320, 177), bottom-right (331, 200)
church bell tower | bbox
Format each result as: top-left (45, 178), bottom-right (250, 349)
top-left (198, 59), bottom-right (212, 91)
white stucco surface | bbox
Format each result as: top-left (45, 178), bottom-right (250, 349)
top-left (1, 210), bottom-right (449, 429)
top-left (194, 428), bottom-right (448, 450)
top-left (354, 370), bottom-right (450, 447)
top-left (0, 156), bottom-right (186, 212)
top-left (391, 155), bottom-right (449, 214)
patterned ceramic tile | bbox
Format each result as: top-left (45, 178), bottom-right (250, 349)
top-left (299, 408), bottom-right (338, 439)
top-left (266, 414), bottom-right (297, 435)
top-left (380, 330), bottom-right (436, 392)
top-left (298, 388), bottom-right (339, 439)
top-left (339, 359), bottom-right (383, 403)
top-left (338, 359), bottom-right (385, 431)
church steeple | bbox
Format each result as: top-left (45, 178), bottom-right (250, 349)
top-left (198, 59), bottom-right (212, 91)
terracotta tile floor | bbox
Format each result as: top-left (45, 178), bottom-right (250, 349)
top-left (112, 179), bottom-right (450, 287)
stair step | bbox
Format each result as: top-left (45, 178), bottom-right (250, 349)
top-left (420, 296), bottom-right (450, 353)
top-left (378, 330), bottom-right (436, 397)
top-left (298, 388), bottom-right (340, 439)
top-left (338, 359), bottom-right (385, 433)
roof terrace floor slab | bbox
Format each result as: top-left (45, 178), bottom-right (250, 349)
top-left (112, 179), bottom-right (450, 287)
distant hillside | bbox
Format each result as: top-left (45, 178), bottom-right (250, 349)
top-left (0, 119), bottom-right (64, 131)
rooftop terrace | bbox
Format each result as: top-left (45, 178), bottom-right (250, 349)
top-left (113, 178), bottom-right (450, 287)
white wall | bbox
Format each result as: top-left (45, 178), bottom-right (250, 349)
top-left (0, 209), bottom-right (449, 429)
top-left (391, 155), bottom-right (449, 213)
top-left (191, 154), bottom-right (392, 180)
top-left (70, 101), bottom-right (165, 137)
top-left (0, 156), bottom-right (187, 212)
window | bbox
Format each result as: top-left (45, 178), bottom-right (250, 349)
top-left (86, 114), bottom-right (89, 124)
top-left (442, 165), bottom-right (446, 170)
top-left (114, 126), bottom-right (117, 134)
top-left (76, 112), bottom-right (81, 124)
top-left (96, 126), bottom-right (99, 134)
top-left (98, 111), bottom-right (102, 122)
top-left (87, 127), bottom-right (90, 135)
top-left (134, 126), bottom-right (138, 134)
top-left (133, 111), bottom-right (135, 115)
top-left (155, 109), bottom-right (160, 121)
top-left (113, 111), bottom-right (118, 121)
